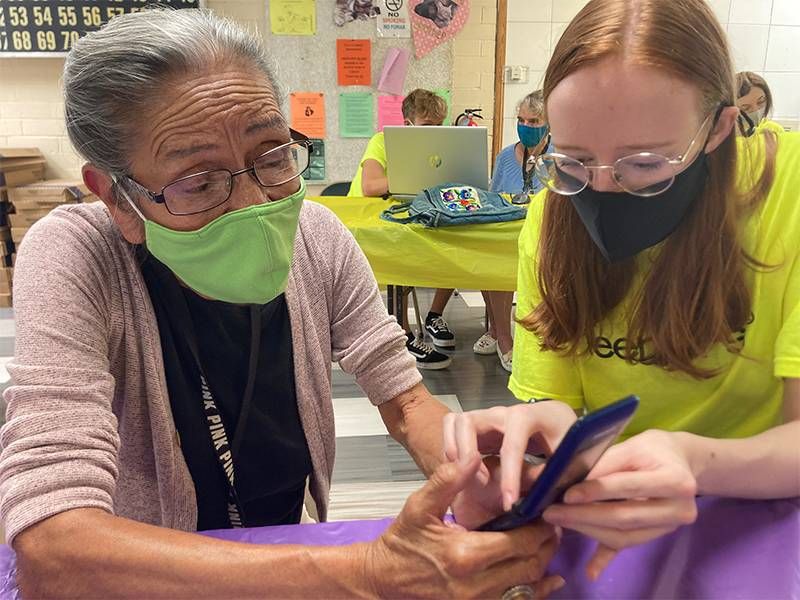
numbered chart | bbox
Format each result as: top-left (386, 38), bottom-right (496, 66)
top-left (0, 0), bottom-right (201, 55)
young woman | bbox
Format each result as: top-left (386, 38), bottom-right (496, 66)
top-left (736, 71), bottom-right (772, 125)
top-left (475, 91), bottom-right (549, 372)
top-left (445, 0), bottom-right (799, 580)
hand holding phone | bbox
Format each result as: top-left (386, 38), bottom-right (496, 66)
top-left (477, 395), bottom-right (639, 532)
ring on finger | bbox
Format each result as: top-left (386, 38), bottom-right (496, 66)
top-left (501, 583), bottom-right (536, 600)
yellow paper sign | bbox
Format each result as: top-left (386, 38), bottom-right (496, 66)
top-left (270, 0), bottom-right (316, 35)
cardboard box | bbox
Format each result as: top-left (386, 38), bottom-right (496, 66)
top-left (0, 293), bottom-right (11, 308)
top-left (9, 210), bottom-right (50, 228)
top-left (9, 179), bottom-right (90, 207)
top-left (11, 227), bottom-right (29, 244)
top-left (0, 149), bottom-right (46, 187)
top-left (0, 227), bottom-right (10, 242)
top-left (0, 268), bottom-right (11, 294)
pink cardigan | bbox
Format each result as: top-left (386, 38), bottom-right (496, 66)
top-left (0, 201), bottom-right (421, 544)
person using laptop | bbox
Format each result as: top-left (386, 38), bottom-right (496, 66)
top-left (474, 90), bottom-right (550, 373)
top-left (348, 89), bottom-right (457, 369)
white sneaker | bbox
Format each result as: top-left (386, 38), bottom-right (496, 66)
top-left (497, 345), bottom-right (513, 373)
top-left (473, 332), bottom-right (497, 355)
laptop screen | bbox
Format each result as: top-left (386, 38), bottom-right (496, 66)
top-left (384, 126), bottom-right (490, 197)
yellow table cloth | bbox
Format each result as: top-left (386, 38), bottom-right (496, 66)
top-left (310, 196), bottom-right (524, 291)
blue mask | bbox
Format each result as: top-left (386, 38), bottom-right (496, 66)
top-left (517, 123), bottom-right (547, 148)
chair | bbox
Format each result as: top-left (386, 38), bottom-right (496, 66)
top-left (320, 181), bottom-right (352, 196)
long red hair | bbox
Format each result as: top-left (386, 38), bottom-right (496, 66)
top-left (520, 0), bottom-right (776, 379)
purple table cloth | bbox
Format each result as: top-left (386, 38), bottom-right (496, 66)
top-left (1, 496), bottom-right (798, 599)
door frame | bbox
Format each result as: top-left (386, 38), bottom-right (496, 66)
top-left (492, 0), bottom-right (509, 166)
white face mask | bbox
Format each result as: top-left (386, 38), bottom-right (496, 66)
top-left (746, 109), bottom-right (765, 126)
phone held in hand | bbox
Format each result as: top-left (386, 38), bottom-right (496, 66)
top-left (477, 395), bottom-right (640, 532)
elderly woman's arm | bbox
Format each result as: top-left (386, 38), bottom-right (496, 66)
top-left (14, 509), bottom-right (372, 598)
top-left (320, 202), bottom-right (451, 474)
top-left (14, 462), bottom-right (561, 599)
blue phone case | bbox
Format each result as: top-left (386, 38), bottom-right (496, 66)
top-left (477, 395), bottom-right (639, 532)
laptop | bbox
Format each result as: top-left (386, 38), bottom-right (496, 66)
top-left (383, 126), bottom-right (490, 198)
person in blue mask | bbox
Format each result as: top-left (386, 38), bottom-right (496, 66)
top-left (473, 90), bottom-right (549, 373)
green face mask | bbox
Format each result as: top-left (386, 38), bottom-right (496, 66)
top-left (137, 180), bottom-right (305, 305)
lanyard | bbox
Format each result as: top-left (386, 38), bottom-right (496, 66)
top-left (149, 255), bottom-right (262, 528)
top-left (512, 146), bottom-right (535, 205)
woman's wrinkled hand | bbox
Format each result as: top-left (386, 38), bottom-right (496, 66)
top-left (366, 457), bottom-right (566, 599)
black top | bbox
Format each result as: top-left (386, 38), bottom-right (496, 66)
top-left (140, 252), bottom-right (312, 530)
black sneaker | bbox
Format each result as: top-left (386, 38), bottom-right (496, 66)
top-left (425, 314), bottom-right (456, 348)
top-left (406, 333), bottom-right (452, 370)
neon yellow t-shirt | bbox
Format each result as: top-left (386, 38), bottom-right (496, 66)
top-left (348, 132), bottom-right (386, 197)
top-left (510, 132), bottom-right (800, 440)
top-left (758, 120), bottom-right (787, 136)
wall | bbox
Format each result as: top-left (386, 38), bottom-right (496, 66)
top-left (451, 0), bottom-right (498, 154)
top-left (0, 0), bottom-right (496, 188)
top-left (501, 0), bottom-right (800, 148)
top-left (711, 0), bottom-right (800, 128)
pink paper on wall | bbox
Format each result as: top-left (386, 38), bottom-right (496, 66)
top-left (409, 0), bottom-right (470, 59)
top-left (377, 95), bottom-right (405, 131)
top-left (377, 48), bottom-right (411, 96)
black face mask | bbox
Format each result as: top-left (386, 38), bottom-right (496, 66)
top-left (569, 151), bottom-right (709, 262)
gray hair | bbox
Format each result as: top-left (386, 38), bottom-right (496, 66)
top-left (63, 8), bottom-right (281, 187)
top-left (517, 89), bottom-right (545, 118)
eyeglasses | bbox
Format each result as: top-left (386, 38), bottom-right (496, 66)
top-left (125, 129), bottom-right (312, 216)
top-left (532, 112), bottom-right (716, 197)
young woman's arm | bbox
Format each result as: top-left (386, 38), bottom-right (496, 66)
top-left (679, 377), bottom-right (800, 498)
top-left (540, 378), bottom-right (800, 577)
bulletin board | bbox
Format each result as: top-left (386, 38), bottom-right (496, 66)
top-left (265, 2), bottom-right (454, 186)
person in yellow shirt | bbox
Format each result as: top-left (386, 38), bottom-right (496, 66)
top-left (349, 89), bottom-right (457, 369)
top-left (735, 71), bottom-right (785, 136)
top-left (440, 0), bottom-right (800, 581)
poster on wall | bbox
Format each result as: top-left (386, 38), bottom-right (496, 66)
top-left (270, 0), bottom-right (316, 36)
top-left (377, 0), bottom-right (411, 38)
top-left (289, 92), bottom-right (326, 138)
top-left (377, 48), bottom-right (410, 95)
top-left (378, 95), bottom-right (405, 131)
top-left (337, 39), bottom-right (372, 86)
top-left (334, 0), bottom-right (380, 27)
top-left (408, 0), bottom-right (469, 58)
top-left (306, 140), bottom-right (326, 181)
top-left (435, 88), bottom-right (452, 124)
top-left (339, 92), bottom-right (374, 137)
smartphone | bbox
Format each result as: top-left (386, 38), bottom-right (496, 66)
top-left (477, 395), bottom-right (639, 532)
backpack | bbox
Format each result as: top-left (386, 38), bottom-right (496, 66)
top-left (380, 184), bottom-right (527, 227)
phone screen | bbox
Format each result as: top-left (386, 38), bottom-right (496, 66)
top-left (522, 428), bottom-right (618, 513)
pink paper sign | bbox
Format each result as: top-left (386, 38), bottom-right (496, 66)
top-left (378, 95), bottom-right (405, 131)
top-left (409, 0), bottom-right (470, 59)
top-left (377, 47), bottom-right (411, 96)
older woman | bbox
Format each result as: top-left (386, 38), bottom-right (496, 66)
top-left (0, 9), bottom-right (560, 598)
top-left (474, 91), bottom-right (550, 373)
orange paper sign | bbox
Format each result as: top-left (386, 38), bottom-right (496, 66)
top-left (290, 92), bottom-right (326, 138)
top-left (337, 39), bottom-right (372, 86)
